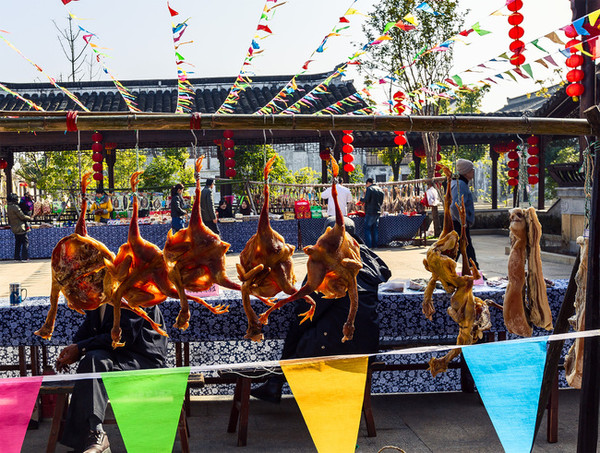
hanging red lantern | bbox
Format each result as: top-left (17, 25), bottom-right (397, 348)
top-left (394, 135), bottom-right (407, 146)
top-left (223, 130), bottom-right (234, 139)
top-left (508, 151), bottom-right (519, 160)
top-left (506, 0), bottom-right (523, 11)
top-left (510, 53), bottom-right (526, 66)
top-left (507, 0), bottom-right (525, 67)
top-left (223, 139), bottom-right (235, 149)
top-left (343, 163), bottom-right (355, 173)
top-left (225, 158), bottom-right (236, 168)
top-left (224, 149), bottom-right (235, 159)
top-left (343, 154), bottom-right (354, 163)
top-left (436, 152), bottom-right (442, 161)
top-left (92, 163), bottom-right (103, 172)
top-left (528, 146), bottom-right (539, 155)
top-left (566, 83), bottom-right (584, 100)
top-left (566, 39), bottom-right (581, 52)
top-left (93, 172), bottom-right (103, 181)
top-left (92, 152), bottom-right (103, 163)
top-left (342, 144), bottom-right (354, 154)
top-left (508, 12), bottom-right (523, 26)
top-left (393, 91), bottom-right (406, 115)
top-left (526, 136), bottom-right (540, 146)
top-left (508, 160), bottom-right (520, 169)
top-left (564, 24), bottom-right (578, 38)
top-left (91, 143), bottom-right (103, 153)
top-left (508, 169), bottom-right (519, 178)
top-left (319, 148), bottom-right (331, 160)
top-left (566, 54), bottom-right (584, 67)
top-left (528, 176), bottom-right (539, 185)
top-left (508, 141), bottom-right (518, 150)
top-left (527, 156), bottom-right (539, 166)
top-left (508, 26), bottom-right (524, 40)
top-left (342, 130), bottom-right (353, 134)
top-left (508, 178), bottom-right (519, 186)
top-left (342, 134), bottom-right (354, 144)
top-left (225, 168), bottom-right (237, 178)
top-left (567, 69), bottom-right (584, 83)
top-left (91, 132), bottom-right (104, 182)
top-left (509, 40), bottom-right (525, 53)
top-left (91, 132), bottom-right (103, 142)
top-left (527, 166), bottom-right (539, 175)
top-left (0, 158), bottom-right (7, 170)
top-left (413, 147), bottom-right (426, 158)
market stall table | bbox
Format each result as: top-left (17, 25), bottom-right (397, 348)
top-left (0, 280), bottom-right (568, 394)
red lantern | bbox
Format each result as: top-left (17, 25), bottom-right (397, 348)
top-left (223, 130), bottom-right (234, 139)
top-left (528, 146), bottom-right (539, 155)
top-left (93, 172), bottom-right (103, 181)
top-left (319, 148), bottom-right (331, 160)
top-left (224, 149), bottom-right (235, 159)
top-left (508, 169), bottom-right (519, 178)
top-left (528, 175), bottom-right (539, 185)
top-left (225, 168), bottom-right (237, 178)
top-left (343, 163), bottom-right (355, 173)
top-left (566, 39), bottom-right (581, 52)
top-left (508, 26), bottom-right (524, 40)
top-left (394, 135), bottom-right (407, 146)
top-left (342, 134), bottom-right (354, 144)
top-left (0, 158), bottom-right (7, 170)
top-left (564, 25), bottom-right (578, 38)
top-left (508, 160), bottom-right (520, 169)
top-left (92, 163), bottom-right (103, 172)
top-left (92, 142), bottom-right (103, 153)
top-left (92, 152), bottom-right (103, 163)
top-left (566, 83), bottom-right (584, 99)
top-left (509, 40), bottom-right (525, 53)
top-left (527, 166), bottom-right (539, 175)
top-left (566, 54), bottom-right (584, 67)
top-left (225, 158), bottom-right (236, 168)
top-left (526, 136), bottom-right (539, 145)
top-left (507, 0), bottom-right (523, 11)
top-left (91, 132), bottom-right (103, 142)
top-left (343, 154), bottom-right (354, 163)
top-left (508, 178), bottom-right (519, 186)
top-left (567, 69), bottom-right (584, 83)
top-left (342, 144), bottom-right (354, 154)
top-left (436, 152), bottom-right (442, 161)
top-left (223, 139), bottom-right (235, 149)
top-left (342, 130), bottom-right (353, 134)
top-left (527, 156), bottom-right (539, 166)
top-left (508, 141), bottom-right (518, 150)
top-left (510, 53), bottom-right (526, 66)
top-left (508, 151), bottom-right (519, 160)
top-left (508, 12), bottom-right (523, 26)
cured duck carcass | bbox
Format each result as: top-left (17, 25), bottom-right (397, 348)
top-left (163, 156), bottom-right (241, 330)
top-left (503, 207), bottom-right (553, 337)
top-left (35, 172), bottom-right (162, 340)
top-left (236, 156), bottom-right (313, 341)
top-left (422, 164), bottom-right (491, 376)
top-left (261, 157), bottom-right (362, 342)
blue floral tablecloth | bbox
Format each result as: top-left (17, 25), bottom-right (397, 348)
top-left (0, 219), bottom-right (299, 260)
top-left (298, 215), bottom-right (426, 247)
top-left (0, 280), bottom-right (568, 394)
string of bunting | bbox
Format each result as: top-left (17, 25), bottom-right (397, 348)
top-left (0, 81), bottom-right (44, 111)
top-left (167, 1), bottom-right (197, 113)
top-left (216, 0), bottom-right (287, 114)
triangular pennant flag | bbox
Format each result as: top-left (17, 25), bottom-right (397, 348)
top-left (590, 10), bottom-right (600, 27)
top-left (472, 22), bottom-right (491, 36)
top-left (462, 339), bottom-right (547, 453)
top-left (452, 75), bottom-right (463, 86)
top-left (545, 31), bottom-right (565, 45)
top-left (521, 63), bottom-right (534, 78)
top-left (166, 2), bottom-right (179, 17)
top-left (504, 70), bottom-right (518, 81)
top-left (535, 58), bottom-right (549, 68)
top-left (403, 13), bottom-right (419, 26)
top-left (0, 376), bottom-right (43, 453)
top-left (282, 356), bottom-right (368, 453)
top-left (102, 368), bottom-right (190, 453)
top-left (531, 39), bottom-right (547, 52)
top-left (573, 17), bottom-right (590, 36)
top-left (513, 67), bottom-right (529, 79)
top-left (544, 54), bottom-right (559, 66)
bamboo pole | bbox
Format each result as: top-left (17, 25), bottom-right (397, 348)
top-left (0, 113), bottom-right (592, 136)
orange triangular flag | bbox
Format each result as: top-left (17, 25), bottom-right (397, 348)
top-left (545, 31), bottom-right (565, 45)
top-left (281, 356), bottom-right (368, 453)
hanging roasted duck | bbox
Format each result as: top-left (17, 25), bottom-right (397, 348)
top-left (35, 172), bottom-right (163, 341)
top-left (163, 156), bottom-right (241, 330)
top-left (262, 157), bottom-right (363, 342)
top-left (236, 156), bottom-right (312, 341)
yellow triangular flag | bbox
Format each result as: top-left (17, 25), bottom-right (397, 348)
top-left (590, 9), bottom-right (600, 26)
top-left (574, 43), bottom-right (594, 57)
top-left (404, 13), bottom-right (419, 26)
top-left (281, 356), bottom-right (368, 453)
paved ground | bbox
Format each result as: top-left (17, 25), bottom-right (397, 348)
top-left (6, 234), bottom-right (584, 452)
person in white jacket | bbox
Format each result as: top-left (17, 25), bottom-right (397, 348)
top-left (321, 178), bottom-right (352, 217)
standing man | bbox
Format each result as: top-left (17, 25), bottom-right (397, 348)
top-left (7, 192), bottom-right (34, 262)
top-left (360, 178), bottom-right (384, 248)
top-left (321, 177), bottom-right (352, 217)
top-left (56, 305), bottom-right (167, 453)
top-left (201, 178), bottom-right (219, 235)
top-left (451, 158), bottom-right (478, 269)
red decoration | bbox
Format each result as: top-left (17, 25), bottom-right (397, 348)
top-left (566, 82), bottom-right (584, 100)
top-left (527, 156), bottom-right (539, 166)
top-left (91, 132), bottom-right (103, 142)
top-left (527, 166), bottom-right (539, 175)
top-left (528, 176), bottom-right (539, 185)
top-left (225, 158), bottom-right (236, 168)
top-left (510, 53), bottom-right (526, 66)
top-left (567, 69), bottom-right (584, 83)
top-left (342, 130), bottom-right (353, 134)
top-left (223, 130), bottom-right (234, 139)
top-left (508, 160), bottom-right (520, 169)
top-left (319, 148), bottom-right (331, 160)
top-left (92, 152), bottom-right (103, 163)
top-left (508, 169), bottom-right (519, 178)
top-left (526, 135), bottom-right (540, 145)
top-left (413, 148), bottom-right (426, 158)
top-left (93, 172), bottom-right (103, 181)
top-left (508, 12), bottom-right (523, 25)
top-left (508, 178), bottom-right (519, 186)
top-left (566, 39), bottom-right (581, 52)
top-left (342, 144), bottom-right (354, 154)
top-left (224, 149), bottom-right (235, 159)
top-left (508, 26), bottom-right (524, 40)
top-left (509, 40), bottom-right (525, 53)
top-left (225, 168), bottom-right (237, 178)
top-left (92, 163), bottom-right (103, 172)
top-left (223, 139), bottom-right (235, 149)
top-left (508, 151), bottom-right (519, 160)
top-left (528, 146), bottom-right (539, 155)
top-left (343, 154), bottom-right (354, 163)
top-left (493, 143), bottom-right (507, 154)
top-left (566, 54), bottom-right (584, 67)
top-left (343, 163), bottom-right (355, 173)
top-left (506, 0), bottom-right (523, 11)
top-left (508, 141), bottom-right (518, 150)
top-left (393, 91), bottom-right (406, 114)
top-left (564, 24), bottom-right (578, 38)
top-left (394, 135), bottom-right (407, 146)
top-left (342, 134), bottom-right (354, 144)
top-left (91, 143), bottom-right (103, 153)
top-left (0, 158), bottom-right (7, 170)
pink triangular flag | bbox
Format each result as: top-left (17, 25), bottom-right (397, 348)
top-left (0, 376), bottom-right (43, 453)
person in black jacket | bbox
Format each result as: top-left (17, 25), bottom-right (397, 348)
top-left (360, 178), bottom-right (385, 248)
top-left (56, 305), bottom-right (167, 453)
top-left (251, 217), bottom-right (391, 403)
top-left (170, 183), bottom-right (188, 233)
top-left (200, 178), bottom-right (219, 235)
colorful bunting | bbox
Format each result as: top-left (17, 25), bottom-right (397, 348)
top-left (416, 2), bottom-right (442, 16)
top-left (282, 356), bottom-right (368, 453)
top-left (0, 82), bottom-right (44, 111)
top-left (0, 376), bottom-right (43, 453)
top-left (102, 368), bottom-right (190, 453)
top-left (462, 339), bottom-right (547, 453)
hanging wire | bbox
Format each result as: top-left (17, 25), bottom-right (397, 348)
top-left (515, 134), bottom-right (527, 207)
top-left (190, 129), bottom-right (198, 160)
top-left (77, 129), bottom-right (81, 190)
top-left (582, 140), bottom-right (597, 234)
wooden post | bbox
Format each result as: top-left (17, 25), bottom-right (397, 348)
top-left (491, 146), bottom-right (498, 210)
top-left (105, 146), bottom-right (116, 191)
top-left (5, 152), bottom-right (13, 195)
top-left (578, 104), bottom-right (600, 452)
top-left (319, 142), bottom-right (329, 183)
top-left (538, 136), bottom-right (547, 210)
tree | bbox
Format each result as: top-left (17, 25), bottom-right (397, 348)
top-left (53, 16), bottom-right (94, 82)
top-left (293, 167), bottom-right (321, 185)
top-left (139, 148), bottom-right (194, 190)
top-left (361, 0), bottom-right (464, 234)
top-left (377, 146), bottom-right (406, 181)
top-left (231, 144), bottom-right (294, 187)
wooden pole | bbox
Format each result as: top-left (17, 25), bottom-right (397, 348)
top-left (491, 147), bottom-right (498, 210)
top-left (0, 113), bottom-right (592, 136)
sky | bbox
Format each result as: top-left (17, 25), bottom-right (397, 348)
top-left (0, 0), bottom-right (574, 113)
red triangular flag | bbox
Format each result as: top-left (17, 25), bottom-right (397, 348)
top-left (0, 376), bottom-right (43, 453)
top-left (339, 17), bottom-right (350, 23)
top-left (302, 60), bottom-right (314, 70)
top-left (167, 2), bottom-right (179, 17)
top-left (257, 24), bottom-right (273, 33)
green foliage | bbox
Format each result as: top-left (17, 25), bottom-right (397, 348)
top-left (450, 86), bottom-right (491, 114)
top-left (139, 148), bottom-right (194, 190)
top-left (232, 144), bottom-right (294, 183)
top-left (377, 146), bottom-right (405, 180)
top-left (293, 166), bottom-right (321, 185)
top-left (544, 138), bottom-right (579, 201)
top-left (348, 163), bottom-right (365, 184)
top-left (111, 149), bottom-right (146, 190)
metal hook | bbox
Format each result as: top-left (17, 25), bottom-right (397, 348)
top-left (329, 129), bottom-right (337, 152)
top-left (407, 115), bottom-right (414, 133)
top-left (190, 129), bottom-right (198, 159)
top-left (522, 114), bottom-right (532, 136)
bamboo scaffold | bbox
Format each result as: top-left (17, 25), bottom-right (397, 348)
top-left (0, 111), bottom-right (593, 136)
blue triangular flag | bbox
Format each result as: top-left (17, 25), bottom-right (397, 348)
top-left (462, 338), bottom-right (548, 453)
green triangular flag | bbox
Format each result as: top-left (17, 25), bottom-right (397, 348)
top-left (383, 21), bottom-right (396, 33)
top-left (522, 63), bottom-right (534, 79)
top-left (504, 70), bottom-right (517, 82)
top-left (531, 39), bottom-right (547, 53)
top-left (102, 367), bottom-right (190, 453)
top-left (462, 339), bottom-right (547, 453)
top-left (452, 75), bottom-right (463, 86)
top-left (472, 22), bottom-right (491, 36)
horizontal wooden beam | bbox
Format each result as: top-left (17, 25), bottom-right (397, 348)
top-left (0, 113), bottom-right (592, 136)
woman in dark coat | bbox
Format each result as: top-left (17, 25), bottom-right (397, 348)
top-left (170, 183), bottom-right (187, 233)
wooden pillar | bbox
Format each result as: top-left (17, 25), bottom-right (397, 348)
top-left (5, 152), bottom-right (14, 195)
top-left (320, 142), bottom-right (329, 183)
top-left (104, 146), bottom-right (116, 191)
top-left (491, 145), bottom-right (498, 210)
top-left (414, 155), bottom-right (421, 180)
top-left (538, 136), bottom-right (547, 210)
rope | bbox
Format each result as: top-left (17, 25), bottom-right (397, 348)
top-left (583, 141), bottom-right (596, 232)
top-left (77, 129), bottom-right (81, 193)
top-left (135, 127), bottom-right (140, 172)
top-left (515, 134), bottom-right (527, 207)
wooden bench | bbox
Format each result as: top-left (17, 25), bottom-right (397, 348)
top-left (41, 372), bottom-right (205, 453)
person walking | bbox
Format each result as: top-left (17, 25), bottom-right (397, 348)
top-left (360, 178), bottom-right (384, 248)
top-left (451, 158), bottom-right (479, 269)
top-left (201, 178), bottom-right (219, 235)
top-left (7, 192), bottom-right (34, 261)
top-left (170, 183), bottom-right (188, 233)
